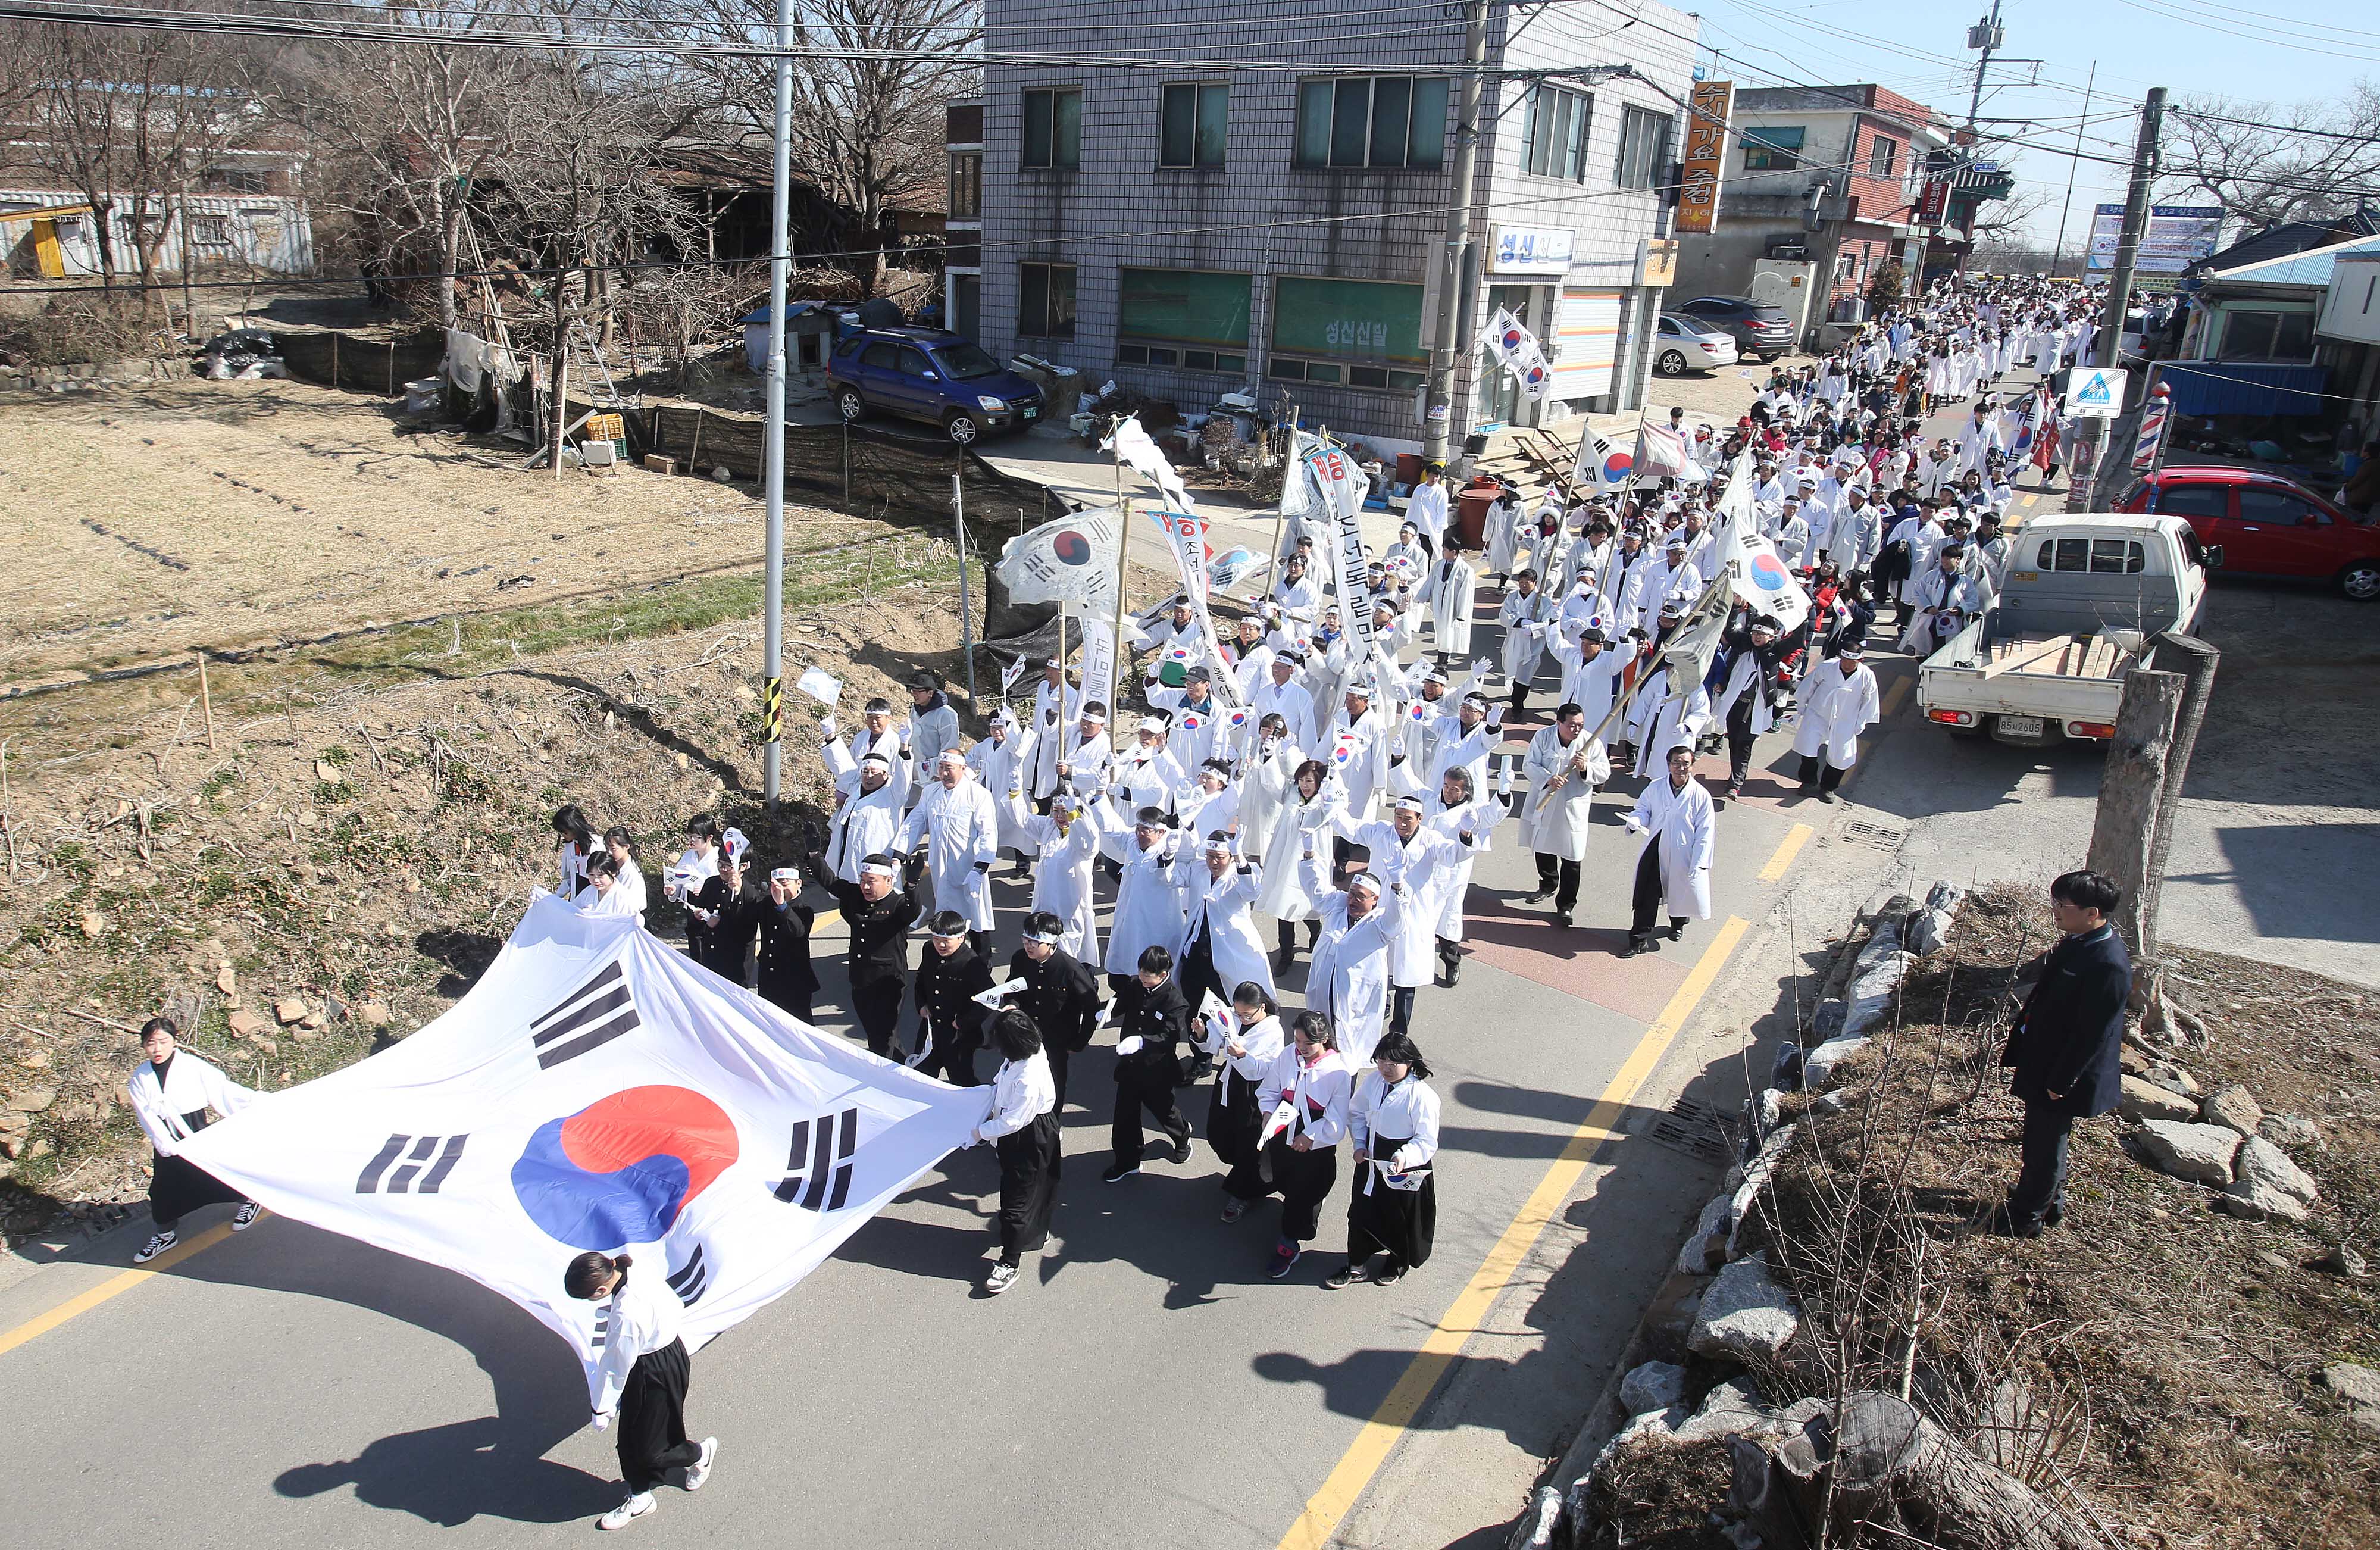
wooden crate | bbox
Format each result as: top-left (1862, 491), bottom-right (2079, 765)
top-left (643, 454), bottom-right (678, 476)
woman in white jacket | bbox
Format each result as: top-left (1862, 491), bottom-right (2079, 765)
top-left (1236, 716), bottom-right (1303, 867)
top-left (127, 1016), bottom-right (261, 1262)
top-left (1205, 983), bottom-right (1289, 1219)
top-left (1331, 1030), bottom-right (1441, 1288)
top-left (972, 1008), bottom-right (1060, 1296)
top-left (1252, 1011), bottom-right (1353, 1280)
top-left (564, 1250), bottom-right (719, 1530)
top-left (1257, 760), bottom-right (1344, 973)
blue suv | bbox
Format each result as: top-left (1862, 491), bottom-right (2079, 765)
top-left (828, 328), bottom-right (1045, 445)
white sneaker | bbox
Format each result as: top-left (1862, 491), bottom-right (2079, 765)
top-left (597, 1493), bottom-right (656, 1530)
top-left (682, 1438), bottom-right (718, 1492)
top-left (984, 1262), bottom-right (1019, 1296)
top-left (232, 1202), bottom-right (262, 1231)
top-left (133, 1229), bottom-right (177, 1264)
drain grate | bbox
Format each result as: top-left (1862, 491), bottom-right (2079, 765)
top-left (1840, 819), bottom-right (1907, 852)
top-left (1643, 1097), bottom-right (1732, 1161)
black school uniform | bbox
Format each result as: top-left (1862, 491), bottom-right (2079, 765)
top-left (1005, 945), bottom-right (1101, 1111)
top-left (912, 942), bottom-right (994, 1086)
top-left (694, 877), bottom-right (759, 985)
top-left (818, 870), bottom-right (921, 1059)
top-left (1110, 974), bottom-right (1192, 1169)
top-left (755, 899), bottom-right (821, 1021)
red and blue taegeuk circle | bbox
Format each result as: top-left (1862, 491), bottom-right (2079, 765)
top-left (511, 1085), bottom-right (740, 1251)
top-left (1601, 449), bottom-right (1634, 483)
top-left (1499, 326), bottom-right (1527, 352)
top-left (1749, 551), bottom-right (1792, 592)
top-left (1052, 530), bottom-right (1094, 565)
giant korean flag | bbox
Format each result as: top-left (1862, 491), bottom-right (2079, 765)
top-left (182, 894), bottom-right (983, 1404)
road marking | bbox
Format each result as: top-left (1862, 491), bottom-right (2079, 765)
top-left (1880, 676), bottom-right (1912, 720)
top-left (0, 1218), bottom-right (243, 1361)
top-left (1274, 915), bottom-right (1751, 1550)
top-left (1758, 823), bottom-right (1813, 882)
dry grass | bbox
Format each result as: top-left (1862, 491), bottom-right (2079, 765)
top-left (1734, 888), bottom-right (2380, 1548)
top-left (0, 377), bottom-right (889, 685)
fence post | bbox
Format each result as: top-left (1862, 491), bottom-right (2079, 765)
top-left (330, 330), bottom-right (339, 390)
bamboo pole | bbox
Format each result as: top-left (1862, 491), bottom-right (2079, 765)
top-left (1, 738), bottom-right (16, 875)
top-left (196, 650), bottom-right (217, 750)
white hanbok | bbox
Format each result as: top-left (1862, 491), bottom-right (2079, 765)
top-left (1256, 774), bottom-right (1347, 922)
top-left (1420, 552), bottom-right (1477, 657)
top-left (1791, 660), bottom-right (1881, 770)
top-left (1520, 724), bottom-right (1611, 862)
top-left (1173, 852), bottom-right (1276, 997)
top-left (1625, 774), bottom-right (1716, 922)
top-left (1024, 810), bottom-right (1103, 960)
top-left (899, 773), bottom-right (1000, 930)
top-left (1305, 888), bottom-right (1403, 1062)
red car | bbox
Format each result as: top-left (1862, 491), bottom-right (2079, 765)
top-left (2117, 465), bottom-right (2380, 601)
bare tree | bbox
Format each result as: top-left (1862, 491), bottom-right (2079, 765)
top-left (653, 0), bottom-right (979, 291)
top-left (2165, 82), bottom-right (2380, 228)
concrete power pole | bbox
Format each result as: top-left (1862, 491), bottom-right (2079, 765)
top-left (2065, 85), bottom-right (2165, 513)
top-left (1963, 0), bottom-right (2004, 133)
top-left (1421, 0), bottom-right (1492, 467)
top-left (760, 0), bottom-right (795, 806)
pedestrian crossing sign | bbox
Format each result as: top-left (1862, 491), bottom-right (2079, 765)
top-left (2069, 367), bottom-right (2126, 420)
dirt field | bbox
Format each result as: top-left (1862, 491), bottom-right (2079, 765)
top-left (0, 378), bottom-right (882, 686)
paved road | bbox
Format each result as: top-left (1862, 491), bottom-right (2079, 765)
top-left (13, 364), bottom-right (2369, 1550)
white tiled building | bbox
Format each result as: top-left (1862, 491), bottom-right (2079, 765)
top-left (950, 0), bottom-right (1701, 455)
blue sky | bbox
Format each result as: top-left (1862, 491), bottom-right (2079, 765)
top-left (1671, 0), bottom-right (2375, 243)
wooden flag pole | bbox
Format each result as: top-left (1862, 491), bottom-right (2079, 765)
top-left (196, 651), bottom-right (217, 750)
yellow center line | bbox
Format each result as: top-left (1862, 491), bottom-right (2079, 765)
top-left (1758, 823), bottom-right (1813, 883)
top-left (1274, 915), bottom-right (1752, 1550)
top-left (1879, 675), bottom-right (1913, 720)
top-left (0, 1217), bottom-right (245, 1361)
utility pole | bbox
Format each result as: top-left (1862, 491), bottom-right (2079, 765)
top-left (1421, 0), bottom-right (1491, 467)
top-left (760, 0), bottom-right (794, 807)
top-left (2067, 85), bottom-right (2164, 512)
top-left (1963, 1), bottom-right (2004, 132)
top-left (2049, 60), bottom-right (2095, 277)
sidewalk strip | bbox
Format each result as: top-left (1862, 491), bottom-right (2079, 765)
top-left (0, 1219), bottom-right (243, 1361)
top-left (1274, 915), bottom-right (1750, 1550)
top-left (1757, 823), bottom-right (1813, 883)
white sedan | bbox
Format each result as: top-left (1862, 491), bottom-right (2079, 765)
top-left (1653, 313), bottom-right (1739, 376)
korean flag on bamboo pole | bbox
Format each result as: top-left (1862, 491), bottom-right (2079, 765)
top-left (179, 895), bottom-right (983, 1406)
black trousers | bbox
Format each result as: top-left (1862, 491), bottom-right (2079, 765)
top-left (915, 1020), bottom-right (983, 1087)
top-left (996, 1112), bottom-right (1062, 1262)
top-left (2006, 1102), bottom-right (2073, 1227)
top-left (1178, 926), bottom-right (1227, 1018)
top-left (1270, 1138), bottom-right (1338, 1244)
top-left (1797, 754), bottom-right (1848, 791)
top-left (1047, 1045), bottom-right (1075, 1113)
top-left (1111, 1055), bottom-right (1188, 1167)
top-left (852, 978), bottom-right (905, 1059)
top-left (759, 983), bottom-right (813, 1024)
top-left (1631, 839), bottom-right (1685, 939)
top-left (1275, 917), bottom-right (1322, 954)
top-left (1727, 723), bottom-right (1759, 785)
top-left (1534, 853), bottom-right (1582, 911)
top-left (618, 1339), bottom-right (702, 1495)
top-left (1390, 984), bottom-right (1418, 1035)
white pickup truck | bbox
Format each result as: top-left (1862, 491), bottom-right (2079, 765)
top-left (1915, 514), bottom-right (2213, 747)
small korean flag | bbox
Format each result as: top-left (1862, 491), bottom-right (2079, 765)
top-left (1333, 732), bottom-right (1358, 765)
top-left (1409, 702), bottom-right (1428, 722)
top-left (1182, 711), bottom-right (1203, 731)
top-left (1227, 708), bottom-right (1249, 729)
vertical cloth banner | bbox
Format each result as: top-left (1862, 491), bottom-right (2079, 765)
top-left (181, 896), bottom-right (984, 1407)
top-left (1078, 609), bottom-right (1118, 712)
top-left (1304, 445), bottom-right (1377, 664)
top-left (1150, 508), bottom-right (1246, 708)
top-left (997, 507), bottom-right (1122, 614)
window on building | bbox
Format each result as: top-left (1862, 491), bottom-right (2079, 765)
top-left (188, 214), bottom-right (230, 246)
top-left (1293, 77), bottom-right (1450, 170)
top-left (2220, 308), bottom-right (2315, 360)
top-left (1266, 275), bottom-right (1428, 390)
top-left (948, 151), bottom-right (981, 218)
top-left (1741, 125), bottom-right (1803, 171)
top-left (1019, 262), bottom-right (1076, 339)
top-left (1118, 268), bottom-right (1250, 373)
top-left (1615, 105), bottom-right (1671, 190)
top-left (204, 166), bottom-right (269, 195)
top-left (1160, 83), bottom-right (1228, 168)
top-left (1022, 89), bottom-right (1082, 170)
top-left (1522, 86), bottom-right (1592, 181)
top-left (1868, 135), bottom-right (1897, 179)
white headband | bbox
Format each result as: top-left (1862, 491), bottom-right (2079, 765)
top-left (1022, 926), bottom-right (1063, 945)
top-left (858, 861), bottom-right (897, 880)
top-left (769, 867), bottom-right (800, 883)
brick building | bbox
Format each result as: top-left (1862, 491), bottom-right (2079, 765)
top-left (1668, 84), bottom-right (1950, 344)
top-left (948, 0), bottom-right (1700, 455)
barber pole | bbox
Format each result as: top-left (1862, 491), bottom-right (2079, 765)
top-left (2130, 380), bottom-right (2172, 476)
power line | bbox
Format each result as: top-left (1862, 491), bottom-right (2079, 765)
top-left (2169, 107), bottom-right (2380, 146)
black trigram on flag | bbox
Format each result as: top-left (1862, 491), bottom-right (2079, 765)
top-left (770, 1108), bottom-right (859, 1211)
top-left (529, 959), bottom-right (640, 1069)
top-left (587, 1301), bottom-right (611, 1360)
top-left (666, 1243), bottom-right (710, 1308)
top-left (356, 1132), bottom-right (469, 1195)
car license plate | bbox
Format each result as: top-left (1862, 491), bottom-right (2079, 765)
top-left (1022, 405), bottom-right (1037, 420)
top-left (1996, 715), bottom-right (2044, 738)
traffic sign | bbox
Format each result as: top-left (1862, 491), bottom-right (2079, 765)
top-left (2068, 367), bottom-right (2128, 420)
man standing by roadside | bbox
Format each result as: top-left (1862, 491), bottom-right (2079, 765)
top-left (1992, 870), bottom-right (2132, 1238)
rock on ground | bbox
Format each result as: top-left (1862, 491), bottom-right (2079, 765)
top-left (1621, 1360), bottom-right (1688, 1418)
top-left (1688, 1257), bottom-right (1802, 1364)
top-left (2200, 1083), bottom-right (2265, 1136)
top-left (1677, 1194), bottom-right (1732, 1276)
top-left (2234, 1135), bottom-right (2318, 1205)
top-left (2259, 1113), bottom-right (2320, 1149)
top-left (2118, 1074), bottom-right (2200, 1124)
top-left (1671, 1377), bottom-right (1769, 1443)
top-left (2134, 1119), bottom-right (2241, 1187)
